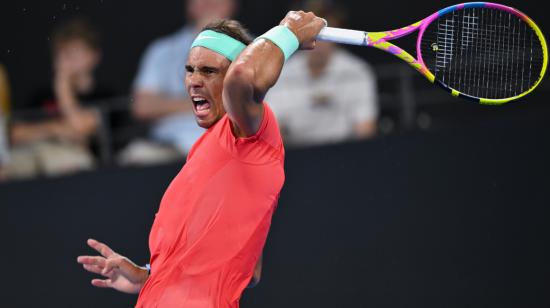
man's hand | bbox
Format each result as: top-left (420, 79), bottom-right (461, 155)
top-left (280, 11), bottom-right (327, 50)
top-left (77, 239), bottom-right (149, 294)
top-left (53, 46), bottom-right (100, 141)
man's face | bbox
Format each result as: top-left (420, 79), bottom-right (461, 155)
top-left (54, 39), bottom-right (100, 76)
top-left (54, 39), bottom-right (100, 92)
top-left (185, 47), bottom-right (230, 128)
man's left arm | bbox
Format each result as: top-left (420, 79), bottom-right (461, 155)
top-left (247, 254), bottom-right (263, 288)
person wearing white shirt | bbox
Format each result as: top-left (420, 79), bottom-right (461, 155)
top-left (265, 0), bottom-right (378, 148)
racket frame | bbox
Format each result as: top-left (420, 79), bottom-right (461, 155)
top-left (317, 2), bottom-right (548, 104)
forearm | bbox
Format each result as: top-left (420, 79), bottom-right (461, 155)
top-left (354, 120), bottom-right (377, 139)
top-left (223, 12), bottom-right (325, 136)
top-left (127, 262), bottom-right (151, 289)
top-left (10, 121), bottom-right (62, 144)
top-left (132, 92), bottom-right (193, 121)
top-left (59, 107), bottom-right (99, 140)
top-left (151, 97), bottom-right (193, 117)
top-left (222, 37), bottom-right (286, 136)
top-left (55, 77), bottom-right (99, 139)
top-left (227, 40), bottom-right (285, 103)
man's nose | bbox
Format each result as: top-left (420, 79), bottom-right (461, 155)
top-left (187, 72), bottom-right (204, 88)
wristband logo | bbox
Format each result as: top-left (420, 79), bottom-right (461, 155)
top-left (191, 30), bottom-right (247, 62)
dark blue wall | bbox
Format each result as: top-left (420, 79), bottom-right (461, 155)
top-left (2, 100), bottom-right (549, 307)
top-left (1, 0), bottom-right (549, 306)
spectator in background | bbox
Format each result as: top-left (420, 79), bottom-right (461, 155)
top-left (266, 0), bottom-right (379, 148)
top-left (6, 17), bottom-right (111, 179)
top-left (0, 63), bottom-right (10, 180)
top-left (118, 0), bottom-right (236, 165)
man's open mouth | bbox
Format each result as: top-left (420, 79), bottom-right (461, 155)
top-left (192, 96), bottom-right (211, 117)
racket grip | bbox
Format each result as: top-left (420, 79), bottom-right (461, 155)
top-left (316, 27), bottom-right (369, 46)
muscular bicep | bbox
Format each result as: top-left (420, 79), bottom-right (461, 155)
top-left (223, 41), bottom-right (285, 137)
top-left (222, 67), bottom-right (264, 137)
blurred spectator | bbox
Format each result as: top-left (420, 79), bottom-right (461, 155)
top-left (0, 63), bottom-right (10, 180)
top-left (5, 17), bottom-right (112, 180)
top-left (266, 0), bottom-right (379, 148)
top-left (118, 0), bottom-right (236, 165)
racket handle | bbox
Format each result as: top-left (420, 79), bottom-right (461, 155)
top-left (316, 27), bottom-right (369, 46)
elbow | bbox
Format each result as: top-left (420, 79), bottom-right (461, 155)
top-left (224, 62), bottom-right (255, 94)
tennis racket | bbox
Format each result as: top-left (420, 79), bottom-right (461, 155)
top-left (316, 2), bottom-right (548, 105)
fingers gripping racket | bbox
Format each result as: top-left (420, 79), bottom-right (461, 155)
top-left (316, 2), bottom-right (548, 104)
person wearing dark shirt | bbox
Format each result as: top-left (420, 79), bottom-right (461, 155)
top-left (6, 18), bottom-right (111, 179)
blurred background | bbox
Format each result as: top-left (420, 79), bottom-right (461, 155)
top-left (1, 0), bottom-right (549, 307)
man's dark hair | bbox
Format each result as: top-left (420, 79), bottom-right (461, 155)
top-left (202, 19), bottom-right (254, 45)
top-left (51, 17), bottom-right (100, 51)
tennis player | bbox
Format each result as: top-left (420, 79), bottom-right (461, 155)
top-left (77, 11), bottom-right (326, 307)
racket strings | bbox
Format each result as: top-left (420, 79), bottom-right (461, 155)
top-left (421, 7), bottom-right (544, 99)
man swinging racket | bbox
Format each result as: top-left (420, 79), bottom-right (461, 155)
top-left (77, 11), bottom-right (326, 307)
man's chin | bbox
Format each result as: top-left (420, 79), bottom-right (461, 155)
top-left (195, 117), bottom-right (214, 129)
top-left (194, 111), bottom-right (225, 129)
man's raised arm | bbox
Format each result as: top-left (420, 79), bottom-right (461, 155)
top-left (222, 11), bottom-right (326, 137)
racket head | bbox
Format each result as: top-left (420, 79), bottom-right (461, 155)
top-left (417, 2), bottom-right (548, 104)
